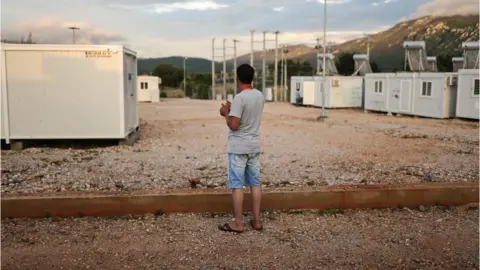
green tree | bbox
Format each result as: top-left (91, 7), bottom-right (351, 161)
top-left (436, 54), bottom-right (453, 72)
top-left (152, 64), bottom-right (183, 88)
top-left (26, 32), bottom-right (33, 44)
top-left (1, 32), bottom-right (35, 44)
top-left (187, 73), bottom-right (213, 99)
top-left (370, 60), bottom-right (380, 73)
top-left (336, 52), bottom-right (356, 75)
top-left (400, 54), bottom-right (453, 72)
top-left (268, 59), bottom-right (314, 85)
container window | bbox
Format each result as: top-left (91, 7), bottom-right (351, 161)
top-left (145, 82), bottom-right (149, 89)
top-left (140, 82), bottom-right (144, 89)
top-left (473, 79), bottom-right (480, 96)
top-left (296, 82), bottom-right (300, 91)
top-left (421, 81), bottom-right (432, 97)
top-left (374, 81), bottom-right (383, 93)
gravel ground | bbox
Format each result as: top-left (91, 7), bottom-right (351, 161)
top-left (1, 206), bottom-right (478, 269)
top-left (1, 99), bottom-right (478, 194)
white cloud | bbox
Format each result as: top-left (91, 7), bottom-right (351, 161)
top-left (154, 0), bottom-right (229, 13)
top-left (1, 18), bottom-right (125, 45)
top-left (306, 0), bottom-right (352, 5)
top-left (372, 0), bottom-right (397, 6)
top-left (110, 0), bottom-right (229, 13)
top-left (411, 0), bottom-right (479, 18)
top-left (125, 26), bottom-right (389, 59)
top-left (273, 6), bottom-right (284, 12)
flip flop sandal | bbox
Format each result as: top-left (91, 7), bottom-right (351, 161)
top-left (249, 220), bottom-right (263, 231)
top-left (218, 223), bottom-right (244, 233)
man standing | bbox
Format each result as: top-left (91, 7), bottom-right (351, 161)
top-left (218, 64), bottom-right (264, 233)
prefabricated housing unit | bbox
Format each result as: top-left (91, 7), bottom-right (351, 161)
top-left (299, 76), bottom-right (363, 108)
top-left (364, 41), bottom-right (457, 119)
top-left (455, 41), bottom-right (480, 120)
top-left (289, 53), bottom-right (363, 108)
top-left (1, 44), bottom-right (139, 144)
top-left (137, 75), bottom-right (161, 103)
top-left (364, 72), bottom-right (458, 119)
top-left (456, 69), bottom-right (479, 119)
top-left (290, 76), bottom-right (312, 105)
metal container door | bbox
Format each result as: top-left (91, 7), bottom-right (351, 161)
top-left (399, 80), bottom-right (412, 113)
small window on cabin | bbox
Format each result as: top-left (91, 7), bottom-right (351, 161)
top-left (140, 82), bottom-right (145, 89)
top-left (145, 82), bottom-right (149, 89)
top-left (296, 82), bottom-right (300, 91)
top-left (421, 81), bottom-right (432, 97)
top-left (473, 79), bottom-right (480, 96)
top-left (374, 81), bottom-right (383, 93)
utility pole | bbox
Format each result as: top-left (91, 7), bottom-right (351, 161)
top-left (262, 31), bottom-right (267, 97)
top-left (183, 57), bottom-right (188, 97)
top-left (233, 39), bottom-right (239, 95)
top-left (273, 31), bottom-right (279, 102)
top-left (319, 0), bottom-right (327, 121)
top-left (68, 26), bottom-right (80, 44)
top-left (223, 38), bottom-right (227, 100)
top-left (211, 38), bottom-right (216, 100)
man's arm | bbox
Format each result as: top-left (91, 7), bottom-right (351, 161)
top-left (224, 114), bottom-right (240, 131)
top-left (225, 96), bottom-right (243, 131)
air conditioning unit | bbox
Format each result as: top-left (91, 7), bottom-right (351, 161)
top-left (332, 80), bottom-right (340, 87)
top-left (447, 76), bottom-right (457, 86)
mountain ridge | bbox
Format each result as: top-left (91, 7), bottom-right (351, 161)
top-left (138, 14), bottom-right (479, 73)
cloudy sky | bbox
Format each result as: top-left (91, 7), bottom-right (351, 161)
top-left (1, 0), bottom-right (478, 59)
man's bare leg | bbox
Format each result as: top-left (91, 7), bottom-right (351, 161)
top-left (250, 186), bottom-right (262, 228)
top-left (229, 188), bottom-right (244, 231)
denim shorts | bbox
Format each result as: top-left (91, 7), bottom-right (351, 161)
top-left (227, 152), bottom-right (261, 189)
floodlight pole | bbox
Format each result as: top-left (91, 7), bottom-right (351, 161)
top-left (273, 31), bottom-right (279, 102)
top-left (284, 46), bottom-right (288, 102)
top-left (212, 38), bottom-right (216, 100)
top-left (233, 39), bottom-right (239, 95)
top-left (68, 26), bottom-right (79, 44)
top-left (223, 38), bottom-right (227, 100)
top-left (250, 30), bottom-right (255, 67)
top-left (183, 57), bottom-right (188, 97)
top-left (316, 37), bottom-right (322, 74)
top-left (280, 45), bottom-right (285, 101)
top-left (319, 0), bottom-right (327, 121)
top-left (364, 33), bottom-right (372, 58)
top-left (262, 31), bottom-right (267, 97)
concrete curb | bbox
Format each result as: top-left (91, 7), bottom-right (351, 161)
top-left (2, 182), bottom-right (478, 218)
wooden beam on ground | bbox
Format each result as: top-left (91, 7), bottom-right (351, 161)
top-left (1, 182), bottom-right (478, 219)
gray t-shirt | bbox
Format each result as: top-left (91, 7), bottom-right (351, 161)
top-left (227, 89), bottom-right (264, 154)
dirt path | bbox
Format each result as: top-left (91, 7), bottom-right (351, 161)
top-left (2, 99), bottom-right (478, 195)
top-left (2, 206), bottom-right (478, 269)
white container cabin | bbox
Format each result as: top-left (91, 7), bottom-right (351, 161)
top-left (137, 75), bottom-right (161, 103)
top-left (364, 72), bottom-right (458, 118)
top-left (290, 76), bottom-right (313, 105)
top-left (1, 44), bottom-right (139, 145)
top-left (290, 53), bottom-right (363, 108)
top-left (455, 41), bottom-right (480, 120)
top-left (364, 41), bottom-right (457, 119)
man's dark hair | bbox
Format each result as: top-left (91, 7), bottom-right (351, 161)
top-left (236, 64), bottom-right (255, 84)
